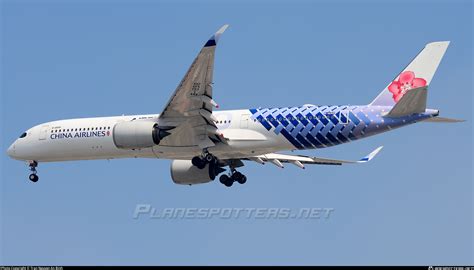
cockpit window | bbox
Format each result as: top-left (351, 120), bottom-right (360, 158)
top-left (19, 132), bottom-right (27, 138)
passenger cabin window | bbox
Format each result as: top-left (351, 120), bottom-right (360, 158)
top-left (19, 132), bottom-right (27, 138)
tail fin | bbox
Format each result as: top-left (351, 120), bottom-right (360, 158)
top-left (370, 41), bottom-right (450, 107)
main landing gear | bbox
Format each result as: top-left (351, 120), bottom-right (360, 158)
top-left (219, 170), bottom-right (247, 187)
top-left (191, 153), bottom-right (214, 169)
top-left (191, 152), bottom-right (247, 187)
top-left (28, 161), bottom-right (39, 182)
top-left (191, 151), bottom-right (225, 181)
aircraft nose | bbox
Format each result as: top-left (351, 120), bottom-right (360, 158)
top-left (7, 142), bottom-right (16, 158)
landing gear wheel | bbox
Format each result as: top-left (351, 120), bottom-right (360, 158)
top-left (191, 156), bottom-right (206, 169)
top-left (232, 171), bottom-right (242, 180)
top-left (28, 161), bottom-right (39, 182)
top-left (219, 174), bottom-right (229, 184)
top-left (224, 179), bottom-right (233, 187)
top-left (29, 173), bottom-right (39, 182)
top-left (205, 153), bottom-right (215, 163)
top-left (237, 174), bottom-right (247, 184)
top-left (231, 171), bottom-right (247, 184)
top-left (219, 175), bottom-right (233, 187)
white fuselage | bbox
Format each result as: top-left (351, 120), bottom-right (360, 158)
top-left (7, 104), bottom-right (436, 164)
top-left (7, 109), bottom-right (293, 163)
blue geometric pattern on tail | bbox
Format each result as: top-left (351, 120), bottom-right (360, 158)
top-left (249, 105), bottom-right (425, 150)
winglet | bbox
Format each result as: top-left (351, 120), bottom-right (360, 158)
top-left (357, 146), bottom-right (383, 163)
top-left (204, 24), bottom-right (229, 47)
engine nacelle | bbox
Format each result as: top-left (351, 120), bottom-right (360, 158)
top-left (113, 121), bottom-right (169, 149)
top-left (170, 160), bottom-right (214, 185)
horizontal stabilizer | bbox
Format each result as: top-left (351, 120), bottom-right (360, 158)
top-left (385, 87), bottom-right (427, 117)
top-left (422, 117), bottom-right (465, 123)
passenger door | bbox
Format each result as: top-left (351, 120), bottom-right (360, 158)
top-left (39, 125), bottom-right (49, 140)
top-left (240, 114), bottom-right (250, 129)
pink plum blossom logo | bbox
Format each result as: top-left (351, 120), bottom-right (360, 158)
top-left (388, 71), bottom-right (427, 102)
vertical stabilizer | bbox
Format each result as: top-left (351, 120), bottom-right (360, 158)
top-left (370, 41), bottom-right (449, 107)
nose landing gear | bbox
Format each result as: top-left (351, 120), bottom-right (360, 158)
top-left (28, 161), bottom-right (39, 182)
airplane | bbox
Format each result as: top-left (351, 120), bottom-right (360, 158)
top-left (6, 25), bottom-right (463, 187)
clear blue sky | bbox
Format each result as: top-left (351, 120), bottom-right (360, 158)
top-left (1, 0), bottom-right (472, 266)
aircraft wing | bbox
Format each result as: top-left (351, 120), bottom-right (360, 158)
top-left (157, 25), bottom-right (228, 148)
top-left (248, 146), bottom-right (383, 169)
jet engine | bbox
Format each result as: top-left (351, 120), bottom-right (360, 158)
top-left (171, 160), bottom-right (224, 185)
top-left (113, 121), bottom-right (170, 149)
